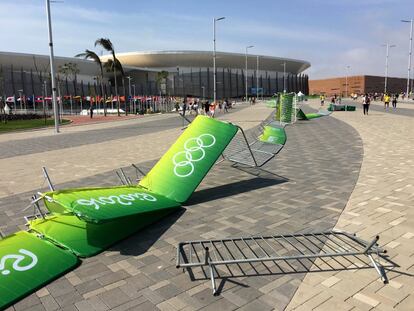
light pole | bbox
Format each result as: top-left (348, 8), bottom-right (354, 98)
top-left (132, 84), bottom-right (136, 114)
top-left (345, 65), bottom-right (350, 98)
top-left (213, 17), bottom-right (225, 105)
top-left (402, 19), bottom-right (413, 97)
top-left (201, 86), bottom-right (205, 100)
top-left (256, 55), bottom-right (260, 100)
top-left (281, 62), bottom-right (286, 93)
top-left (382, 43), bottom-right (396, 94)
top-left (245, 45), bottom-right (254, 102)
top-left (45, 0), bottom-right (59, 133)
top-left (127, 76), bottom-right (132, 115)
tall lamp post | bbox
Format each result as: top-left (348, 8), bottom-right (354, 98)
top-left (245, 45), bottom-right (254, 102)
top-left (127, 76), bottom-right (132, 115)
top-left (213, 17), bottom-right (225, 105)
top-left (281, 62), bottom-right (286, 93)
top-left (382, 43), bottom-right (396, 94)
top-left (401, 19), bottom-right (413, 97)
top-left (345, 65), bottom-right (350, 98)
top-left (256, 55), bottom-right (260, 100)
top-left (132, 84), bottom-right (136, 114)
top-left (45, 0), bottom-right (59, 133)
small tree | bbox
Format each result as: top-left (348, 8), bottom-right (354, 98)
top-left (75, 50), bottom-right (107, 116)
top-left (104, 58), bottom-right (125, 114)
top-left (156, 71), bottom-right (169, 95)
top-left (95, 38), bottom-right (124, 116)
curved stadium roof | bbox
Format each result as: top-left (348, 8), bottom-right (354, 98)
top-left (102, 50), bottom-right (310, 74)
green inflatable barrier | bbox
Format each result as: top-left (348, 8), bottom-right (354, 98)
top-left (266, 99), bottom-right (277, 108)
top-left (305, 113), bottom-right (323, 119)
top-left (0, 231), bottom-right (78, 309)
top-left (4, 115), bottom-right (240, 307)
top-left (297, 108), bottom-right (328, 120)
top-left (296, 108), bottom-right (308, 120)
top-left (42, 186), bottom-right (180, 223)
top-left (29, 209), bottom-right (177, 257)
top-left (29, 115), bottom-right (238, 256)
top-left (139, 115), bottom-right (238, 203)
top-left (39, 115), bottom-right (237, 220)
top-left (259, 125), bottom-right (287, 145)
top-left (279, 93), bottom-right (294, 123)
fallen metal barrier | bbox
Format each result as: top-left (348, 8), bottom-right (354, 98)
top-left (177, 230), bottom-right (388, 295)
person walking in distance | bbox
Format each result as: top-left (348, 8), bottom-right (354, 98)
top-left (182, 97), bottom-right (187, 116)
top-left (209, 101), bottom-right (216, 118)
top-left (320, 94), bottom-right (325, 106)
top-left (383, 93), bottom-right (390, 111)
top-left (223, 98), bottom-right (229, 113)
top-left (362, 93), bottom-right (370, 115)
top-left (89, 104), bottom-right (94, 119)
top-left (204, 100), bottom-right (209, 116)
top-left (391, 94), bottom-right (397, 110)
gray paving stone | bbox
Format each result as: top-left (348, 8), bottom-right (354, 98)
top-left (98, 288), bottom-right (131, 309)
top-left (239, 298), bottom-right (273, 311)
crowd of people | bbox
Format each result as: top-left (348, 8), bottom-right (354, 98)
top-left (320, 91), bottom-right (407, 116)
top-left (177, 97), bottom-right (235, 118)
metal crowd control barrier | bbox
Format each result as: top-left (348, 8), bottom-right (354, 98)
top-left (176, 231), bottom-right (388, 295)
top-left (179, 113), bottom-right (281, 168)
top-left (222, 125), bottom-right (277, 167)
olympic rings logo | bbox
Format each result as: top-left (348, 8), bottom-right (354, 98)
top-left (173, 134), bottom-right (216, 177)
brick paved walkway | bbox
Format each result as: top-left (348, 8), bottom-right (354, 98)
top-left (286, 100), bottom-right (414, 311)
top-left (2, 101), bottom-right (365, 310)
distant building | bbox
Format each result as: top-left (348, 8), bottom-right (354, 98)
top-left (309, 75), bottom-right (413, 96)
top-left (0, 50), bottom-right (310, 99)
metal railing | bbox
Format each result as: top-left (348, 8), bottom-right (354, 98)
top-left (177, 230), bottom-right (388, 295)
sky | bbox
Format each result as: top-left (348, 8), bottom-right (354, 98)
top-left (1, 0), bottom-right (413, 79)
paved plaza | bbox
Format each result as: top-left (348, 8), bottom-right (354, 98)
top-left (0, 100), bottom-right (413, 310)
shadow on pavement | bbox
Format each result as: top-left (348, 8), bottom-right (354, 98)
top-left (185, 176), bottom-right (287, 206)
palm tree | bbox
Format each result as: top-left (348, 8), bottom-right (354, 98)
top-left (95, 38), bottom-right (122, 116)
top-left (75, 49), bottom-right (107, 116)
top-left (104, 58), bottom-right (125, 77)
top-left (156, 70), bottom-right (169, 95)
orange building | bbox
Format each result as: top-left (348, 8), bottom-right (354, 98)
top-left (309, 75), bottom-right (413, 96)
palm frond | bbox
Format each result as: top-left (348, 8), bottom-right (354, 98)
top-left (94, 38), bottom-right (114, 53)
top-left (75, 49), bottom-right (103, 76)
top-left (104, 58), bottom-right (125, 77)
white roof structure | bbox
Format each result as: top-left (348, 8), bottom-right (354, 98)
top-left (101, 50), bottom-right (310, 74)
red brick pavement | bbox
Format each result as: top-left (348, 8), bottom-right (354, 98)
top-left (64, 114), bottom-right (143, 126)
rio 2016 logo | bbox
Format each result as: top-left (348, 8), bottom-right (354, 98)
top-left (0, 249), bottom-right (38, 276)
top-left (173, 134), bottom-right (216, 177)
top-left (76, 192), bottom-right (157, 210)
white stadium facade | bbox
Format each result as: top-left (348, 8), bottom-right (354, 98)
top-left (0, 50), bottom-right (310, 100)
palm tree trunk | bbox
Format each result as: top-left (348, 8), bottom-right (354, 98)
top-left (114, 65), bottom-right (119, 116)
top-left (101, 80), bottom-right (106, 116)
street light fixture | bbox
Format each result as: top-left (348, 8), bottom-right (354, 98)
top-left (45, 0), bottom-right (59, 133)
top-left (245, 45), bottom-right (254, 102)
top-left (382, 43), bottom-right (396, 94)
top-left (281, 62), bottom-right (286, 93)
top-left (213, 17), bottom-right (225, 105)
top-left (401, 19), bottom-right (413, 97)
